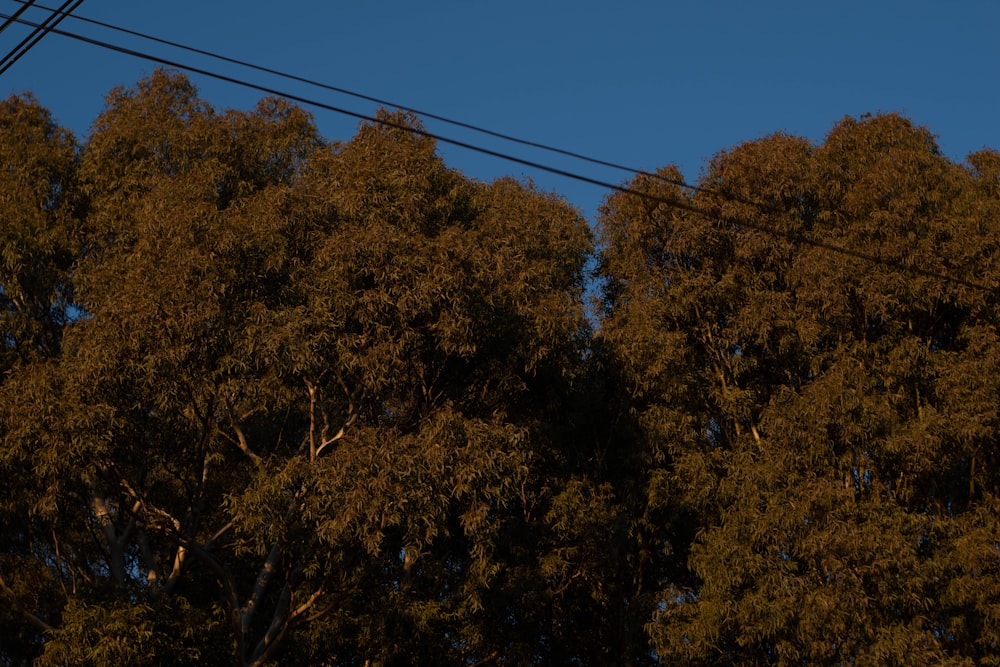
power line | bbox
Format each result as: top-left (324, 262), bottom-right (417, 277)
top-left (0, 12), bottom-right (701, 196)
top-left (8, 1), bottom-right (800, 219)
top-left (0, 0), bottom-right (38, 37)
top-left (0, 0), bottom-right (82, 75)
top-left (0, 11), bottom-right (992, 294)
top-left (9, 0), bottom-right (717, 199)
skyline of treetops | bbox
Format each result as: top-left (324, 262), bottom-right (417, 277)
top-left (1, 69), bottom-right (999, 665)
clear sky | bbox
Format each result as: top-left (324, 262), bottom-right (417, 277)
top-left (1, 1), bottom-right (998, 224)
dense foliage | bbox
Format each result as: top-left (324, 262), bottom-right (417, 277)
top-left (1, 71), bottom-right (999, 665)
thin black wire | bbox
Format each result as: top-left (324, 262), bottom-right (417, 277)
top-left (0, 11), bottom-right (992, 294)
top-left (0, 0), bottom-right (65, 69)
top-left (0, 0), bottom-right (38, 36)
top-left (8, 0), bottom-right (720, 198)
top-left (0, 0), bottom-right (82, 75)
top-left (7, 1), bottom-right (815, 220)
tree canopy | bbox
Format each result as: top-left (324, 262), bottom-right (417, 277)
top-left (1, 71), bottom-right (999, 665)
top-left (599, 114), bottom-right (1000, 665)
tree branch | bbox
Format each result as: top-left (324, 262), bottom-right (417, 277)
top-left (306, 379), bottom-right (318, 463)
top-left (90, 495), bottom-right (127, 587)
top-left (137, 528), bottom-right (163, 589)
top-left (225, 395), bottom-right (262, 465)
top-left (313, 379), bottom-right (360, 459)
top-left (289, 586), bottom-right (325, 622)
top-left (249, 582), bottom-right (292, 667)
top-left (0, 569), bottom-right (55, 634)
top-left (241, 543), bottom-right (283, 636)
top-left (177, 537), bottom-right (246, 664)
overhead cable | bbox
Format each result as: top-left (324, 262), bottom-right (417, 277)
top-left (0, 11), bottom-right (991, 293)
top-left (0, 0), bottom-right (82, 75)
top-left (0, 0), bottom-right (38, 37)
top-left (9, 0), bottom-right (718, 198)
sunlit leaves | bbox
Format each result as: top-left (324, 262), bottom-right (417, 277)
top-left (0, 94), bottom-right (79, 368)
top-left (5, 71), bottom-right (1000, 665)
top-left (599, 113), bottom-right (1000, 664)
top-left (0, 71), bottom-right (594, 665)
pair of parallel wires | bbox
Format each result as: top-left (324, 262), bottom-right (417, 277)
top-left (0, 0), bottom-right (990, 293)
top-left (0, 0), bottom-right (82, 76)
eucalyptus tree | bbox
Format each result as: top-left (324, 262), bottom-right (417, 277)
top-left (0, 92), bottom-right (84, 664)
top-left (0, 71), bottom-right (593, 666)
top-left (7, 71), bottom-right (1000, 666)
top-left (598, 113), bottom-right (1000, 665)
top-left (0, 93), bottom-right (79, 371)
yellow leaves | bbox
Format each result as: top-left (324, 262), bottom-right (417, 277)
top-left (704, 131), bottom-right (813, 212)
top-left (599, 111), bottom-right (1000, 664)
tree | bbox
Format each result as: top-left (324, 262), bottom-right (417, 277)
top-left (0, 71), bottom-right (593, 666)
top-left (0, 93), bottom-right (79, 371)
top-left (0, 92), bottom-right (83, 665)
top-left (5, 72), bottom-right (1000, 666)
top-left (597, 113), bottom-right (1000, 665)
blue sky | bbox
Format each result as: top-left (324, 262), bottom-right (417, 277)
top-left (1, 1), bottom-right (998, 223)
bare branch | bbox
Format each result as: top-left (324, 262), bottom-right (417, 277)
top-left (206, 518), bottom-right (237, 548)
top-left (241, 543), bottom-right (283, 636)
top-left (249, 582), bottom-right (292, 667)
top-left (116, 476), bottom-right (182, 532)
top-left (306, 379), bottom-right (318, 463)
top-left (137, 528), bottom-right (162, 589)
top-left (225, 395), bottom-right (262, 465)
top-left (289, 586), bottom-right (325, 622)
top-left (314, 412), bottom-right (356, 458)
top-left (164, 544), bottom-right (187, 594)
top-left (314, 380), bottom-right (360, 459)
top-left (90, 495), bottom-right (126, 587)
top-left (0, 569), bottom-right (55, 634)
top-left (51, 528), bottom-right (70, 597)
top-left (469, 651), bottom-right (500, 667)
